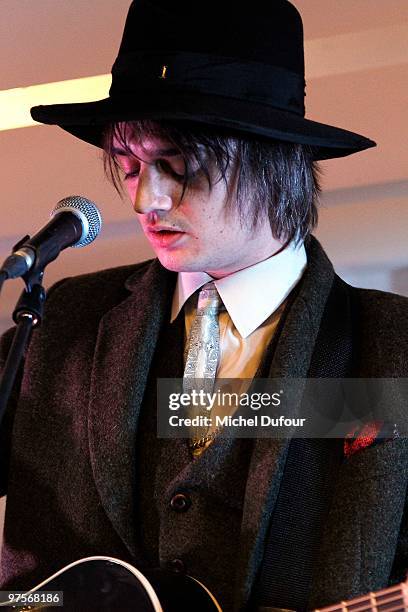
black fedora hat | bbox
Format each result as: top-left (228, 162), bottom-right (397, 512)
top-left (30, 0), bottom-right (376, 160)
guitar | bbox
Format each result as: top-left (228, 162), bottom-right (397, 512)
top-left (0, 556), bottom-right (221, 611)
top-left (0, 556), bottom-right (406, 611)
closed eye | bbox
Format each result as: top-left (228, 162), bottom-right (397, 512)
top-left (121, 159), bottom-right (186, 182)
top-left (124, 169), bottom-right (139, 180)
top-left (155, 159), bottom-right (185, 181)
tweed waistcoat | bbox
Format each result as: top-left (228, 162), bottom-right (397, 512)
top-left (135, 293), bottom-right (288, 611)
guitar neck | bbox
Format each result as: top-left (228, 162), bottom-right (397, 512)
top-left (315, 580), bottom-right (408, 611)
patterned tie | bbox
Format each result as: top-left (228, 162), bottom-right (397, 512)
top-left (183, 281), bottom-right (224, 451)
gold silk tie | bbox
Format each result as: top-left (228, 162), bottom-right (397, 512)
top-left (183, 282), bottom-right (224, 453)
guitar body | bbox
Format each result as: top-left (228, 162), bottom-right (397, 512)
top-left (0, 556), bottom-right (222, 611)
top-left (1, 556), bottom-right (406, 611)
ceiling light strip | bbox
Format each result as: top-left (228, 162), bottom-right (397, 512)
top-left (0, 74), bottom-right (110, 131)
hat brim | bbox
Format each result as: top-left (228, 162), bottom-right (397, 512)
top-left (30, 92), bottom-right (376, 161)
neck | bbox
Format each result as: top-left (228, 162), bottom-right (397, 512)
top-left (206, 240), bottom-right (290, 279)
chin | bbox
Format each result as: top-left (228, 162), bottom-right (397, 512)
top-left (157, 253), bottom-right (205, 273)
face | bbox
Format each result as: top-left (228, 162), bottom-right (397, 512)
top-left (112, 132), bottom-right (284, 278)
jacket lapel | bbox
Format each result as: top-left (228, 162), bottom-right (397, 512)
top-left (235, 238), bottom-right (336, 609)
top-left (87, 259), bottom-right (176, 558)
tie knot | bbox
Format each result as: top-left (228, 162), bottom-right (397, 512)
top-left (197, 282), bottom-right (224, 315)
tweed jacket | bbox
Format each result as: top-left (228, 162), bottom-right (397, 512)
top-left (0, 237), bottom-right (407, 611)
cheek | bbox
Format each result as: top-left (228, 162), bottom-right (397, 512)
top-left (189, 199), bottom-right (222, 228)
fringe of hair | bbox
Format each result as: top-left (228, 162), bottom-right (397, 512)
top-left (103, 120), bottom-right (321, 244)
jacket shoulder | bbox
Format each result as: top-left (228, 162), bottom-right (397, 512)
top-left (48, 258), bottom-right (154, 294)
top-left (350, 285), bottom-right (408, 375)
top-left (354, 285), bottom-right (408, 329)
top-left (43, 259), bottom-right (154, 314)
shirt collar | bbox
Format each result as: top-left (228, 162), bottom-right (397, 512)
top-left (170, 240), bottom-right (307, 338)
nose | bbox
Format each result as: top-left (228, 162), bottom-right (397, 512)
top-left (132, 165), bottom-right (175, 215)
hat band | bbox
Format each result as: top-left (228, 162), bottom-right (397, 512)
top-left (110, 51), bottom-right (306, 116)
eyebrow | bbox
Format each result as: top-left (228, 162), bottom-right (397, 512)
top-left (111, 146), bottom-right (181, 157)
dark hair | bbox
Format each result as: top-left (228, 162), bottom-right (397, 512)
top-left (103, 120), bottom-right (321, 244)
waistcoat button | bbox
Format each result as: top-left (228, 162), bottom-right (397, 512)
top-left (167, 558), bottom-right (186, 573)
top-left (170, 492), bottom-right (191, 512)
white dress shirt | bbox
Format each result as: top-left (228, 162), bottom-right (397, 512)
top-left (172, 240), bottom-right (306, 358)
top-left (171, 240), bottom-right (307, 451)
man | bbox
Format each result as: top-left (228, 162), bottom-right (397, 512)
top-left (1, 1), bottom-right (407, 611)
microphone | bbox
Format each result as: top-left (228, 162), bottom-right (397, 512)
top-left (0, 196), bottom-right (102, 280)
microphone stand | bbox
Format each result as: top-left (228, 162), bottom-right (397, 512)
top-left (0, 262), bottom-right (46, 427)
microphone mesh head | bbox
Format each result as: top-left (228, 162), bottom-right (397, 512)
top-left (52, 196), bottom-right (102, 247)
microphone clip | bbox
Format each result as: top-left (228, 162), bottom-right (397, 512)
top-left (12, 234), bottom-right (31, 252)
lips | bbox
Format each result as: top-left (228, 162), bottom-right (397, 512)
top-left (147, 227), bottom-right (187, 248)
top-left (147, 225), bottom-right (185, 233)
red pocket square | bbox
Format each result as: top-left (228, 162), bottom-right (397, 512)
top-left (344, 421), bottom-right (399, 458)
